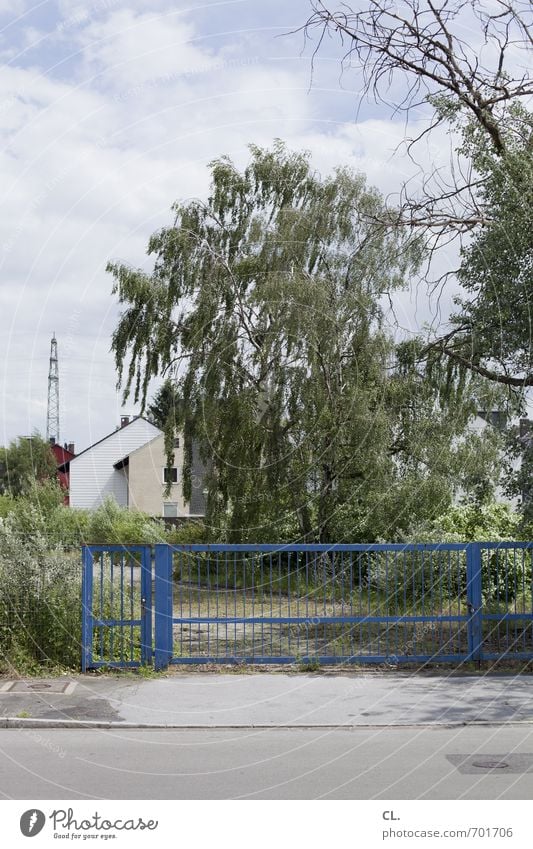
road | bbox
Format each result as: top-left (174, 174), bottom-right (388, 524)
top-left (1, 726), bottom-right (533, 799)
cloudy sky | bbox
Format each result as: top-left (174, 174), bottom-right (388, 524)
top-left (0, 0), bottom-right (461, 452)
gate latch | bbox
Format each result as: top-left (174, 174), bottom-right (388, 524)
top-left (141, 597), bottom-right (146, 617)
top-left (467, 602), bottom-right (476, 615)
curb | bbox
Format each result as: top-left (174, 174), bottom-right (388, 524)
top-left (2, 717), bottom-right (533, 730)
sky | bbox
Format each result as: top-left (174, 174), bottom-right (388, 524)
top-left (0, 0), bottom-right (470, 452)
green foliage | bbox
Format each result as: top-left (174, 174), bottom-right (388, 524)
top-left (452, 105), bottom-right (533, 389)
top-left (0, 433), bottom-right (57, 497)
top-left (0, 522), bottom-right (82, 671)
top-left (85, 496), bottom-right (166, 544)
top-left (165, 520), bottom-right (209, 544)
top-left (109, 142), bottom-right (502, 542)
top-left (146, 379), bottom-right (183, 430)
top-left (2, 481), bottom-right (90, 548)
top-left (408, 501), bottom-right (522, 544)
top-left (0, 493), bottom-right (16, 518)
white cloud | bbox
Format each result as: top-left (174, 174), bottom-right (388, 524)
top-left (1, 1), bottom-right (462, 448)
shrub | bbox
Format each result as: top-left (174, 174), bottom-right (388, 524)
top-left (86, 496), bottom-right (166, 544)
top-left (165, 520), bottom-right (209, 545)
top-left (0, 522), bottom-right (81, 671)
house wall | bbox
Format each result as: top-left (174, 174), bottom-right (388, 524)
top-left (68, 418), bottom-right (161, 510)
top-left (127, 434), bottom-right (186, 516)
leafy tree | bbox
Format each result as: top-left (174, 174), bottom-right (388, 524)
top-left (109, 142), bottom-right (501, 542)
top-left (303, 2), bottom-right (533, 392)
top-left (146, 379), bottom-right (183, 430)
top-left (0, 433), bottom-right (57, 497)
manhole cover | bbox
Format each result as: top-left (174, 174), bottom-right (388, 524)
top-left (447, 754), bottom-right (533, 774)
top-left (0, 680), bottom-right (77, 695)
top-left (472, 760), bottom-right (509, 769)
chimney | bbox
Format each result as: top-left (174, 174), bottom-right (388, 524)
top-left (67, 442), bottom-right (75, 455)
top-left (49, 437), bottom-right (56, 446)
top-left (120, 416), bottom-right (130, 428)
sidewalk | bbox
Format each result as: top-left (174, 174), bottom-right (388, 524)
top-left (1, 672), bottom-right (532, 728)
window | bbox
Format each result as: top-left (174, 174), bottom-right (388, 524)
top-left (163, 502), bottom-right (178, 518)
top-left (174, 437), bottom-right (180, 448)
top-left (163, 467), bottom-right (178, 483)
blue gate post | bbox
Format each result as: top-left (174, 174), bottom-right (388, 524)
top-left (140, 546), bottom-right (153, 666)
top-left (466, 542), bottom-right (483, 662)
top-left (81, 545), bottom-right (93, 672)
top-left (154, 544), bottom-right (173, 670)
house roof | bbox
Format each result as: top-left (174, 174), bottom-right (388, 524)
top-left (113, 432), bottom-right (164, 470)
top-left (51, 444), bottom-right (76, 467)
top-left (57, 416), bottom-right (161, 471)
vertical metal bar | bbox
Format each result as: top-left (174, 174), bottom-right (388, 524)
top-left (216, 551), bottom-right (219, 659)
top-left (522, 549), bottom-right (526, 653)
top-left (270, 551), bottom-right (273, 657)
top-left (234, 550), bottom-right (237, 657)
top-left (197, 551), bottom-right (201, 657)
top-left (259, 551), bottom-right (264, 659)
top-left (81, 546), bottom-right (94, 672)
top-left (154, 544), bottom-right (173, 670)
top-left (305, 550), bottom-right (311, 657)
top-left (394, 551), bottom-right (399, 660)
top-left (296, 552), bottom-right (300, 658)
top-left (429, 550), bottom-right (434, 657)
top-left (467, 543), bottom-right (483, 662)
top-left (225, 549), bottom-right (228, 658)
top-left (403, 550), bottom-right (407, 657)
top-left (206, 550), bottom-right (210, 658)
top-left (384, 550), bottom-right (388, 658)
top-left (110, 550), bottom-right (114, 663)
top-left (287, 551), bottom-right (290, 658)
top-left (130, 552), bottom-right (134, 663)
top-left (179, 549), bottom-right (183, 659)
top-left (251, 551), bottom-right (255, 660)
top-left (120, 551), bottom-right (124, 665)
top-left (140, 546), bottom-right (153, 665)
top-left (513, 548), bottom-right (518, 653)
top-left (340, 551), bottom-right (344, 655)
top-left (242, 551), bottom-right (246, 659)
top-left (99, 551), bottom-right (104, 662)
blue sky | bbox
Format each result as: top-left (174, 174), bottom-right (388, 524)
top-left (0, 0), bottom-right (454, 450)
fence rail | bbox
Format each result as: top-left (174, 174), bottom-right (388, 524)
top-left (80, 542), bottom-right (533, 670)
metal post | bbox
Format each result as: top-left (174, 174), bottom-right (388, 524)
top-left (81, 546), bottom-right (93, 672)
top-left (154, 544), bottom-right (173, 670)
top-left (466, 542), bottom-right (483, 663)
top-left (140, 546), bottom-right (153, 665)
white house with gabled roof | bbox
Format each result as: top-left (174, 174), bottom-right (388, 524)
top-left (64, 416), bottom-right (161, 510)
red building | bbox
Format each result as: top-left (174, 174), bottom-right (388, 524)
top-left (50, 441), bottom-right (75, 505)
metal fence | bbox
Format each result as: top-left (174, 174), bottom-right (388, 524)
top-left (80, 542), bottom-right (533, 670)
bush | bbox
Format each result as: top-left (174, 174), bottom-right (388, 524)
top-left (0, 521), bottom-right (82, 671)
top-left (165, 520), bottom-right (209, 545)
top-left (86, 496), bottom-right (166, 544)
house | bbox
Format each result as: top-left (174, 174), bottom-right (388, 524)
top-left (114, 433), bottom-right (207, 518)
top-left (61, 416), bottom-right (161, 510)
top-left (60, 416), bottom-right (207, 518)
top-left (50, 440), bottom-right (75, 505)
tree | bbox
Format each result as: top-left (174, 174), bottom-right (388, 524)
top-left (302, 1), bottom-right (533, 392)
top-left (0, 434), bottom-right (58, 497)
top-left (109, 142), bottom-right (501, 542)
top-left (146, 379), bottom-right (183, 431)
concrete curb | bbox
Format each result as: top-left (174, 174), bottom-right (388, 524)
top-left (2, 717), bottom-right (533, 730)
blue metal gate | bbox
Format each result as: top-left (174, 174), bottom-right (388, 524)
top-left (479, 542), bottom-right (533, 661)
top-left (81, 545), bottom-right (152, 671)
top-left (81, 542), bottom-right (533, 670)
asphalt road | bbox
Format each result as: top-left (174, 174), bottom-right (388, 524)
top-left (2, 726), bottom-right (533, 799)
